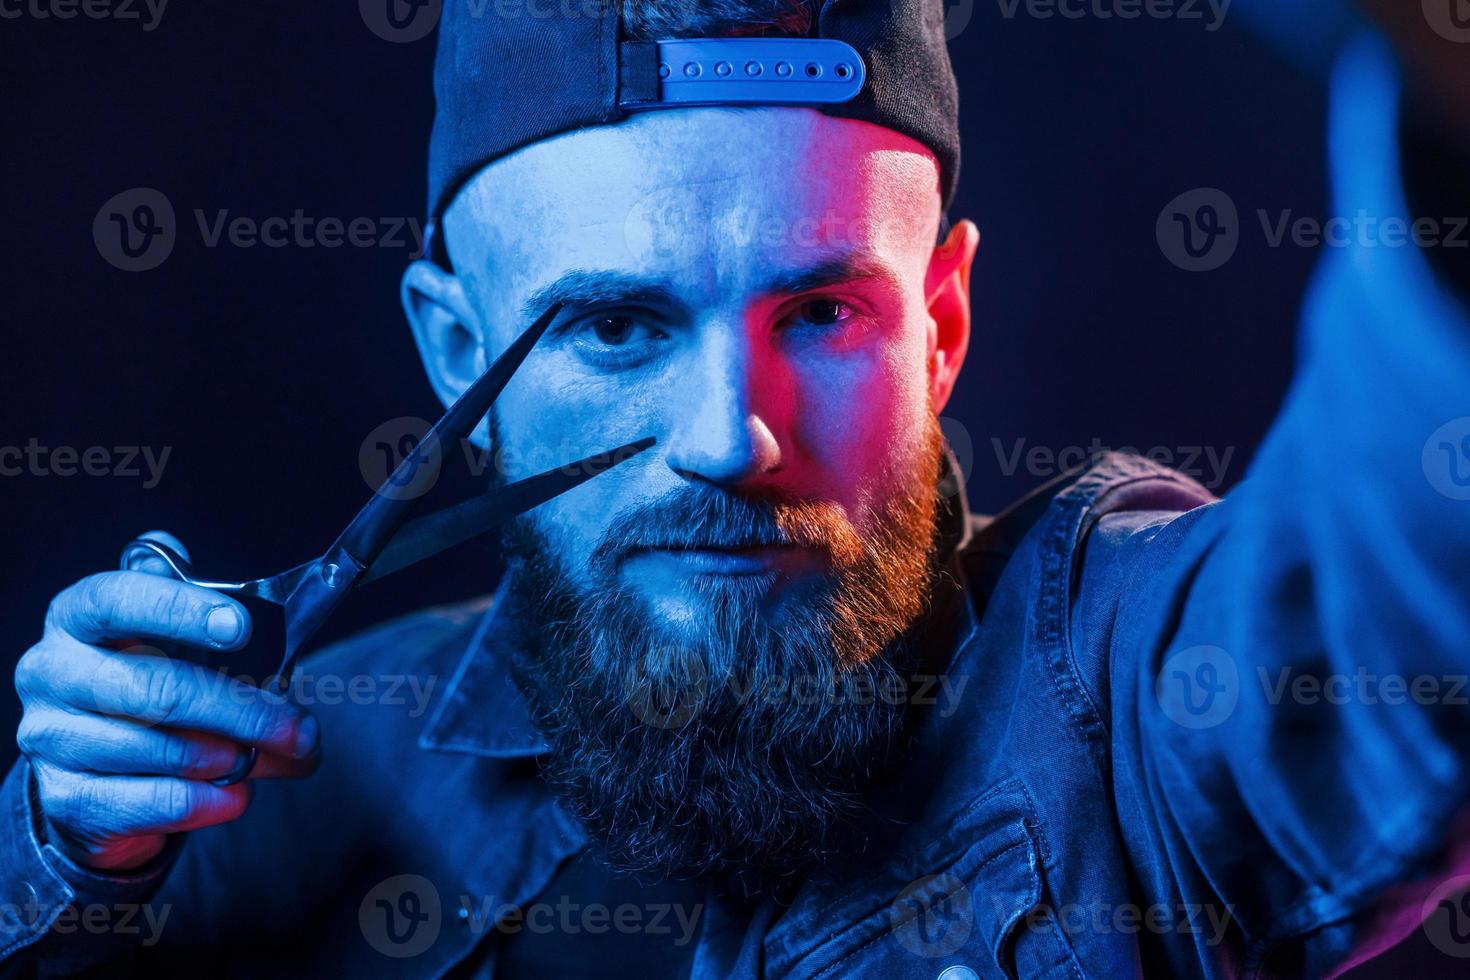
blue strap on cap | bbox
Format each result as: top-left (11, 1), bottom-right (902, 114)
top-left (619, 38), bottom-right (866, 110)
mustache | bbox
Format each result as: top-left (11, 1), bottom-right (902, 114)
top-left (590, 485), bottom-right (859, 567)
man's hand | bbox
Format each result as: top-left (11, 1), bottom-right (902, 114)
top-left (13, 532), bottom-right (320, 872)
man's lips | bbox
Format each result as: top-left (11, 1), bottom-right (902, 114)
top-left (621, 543), bottom-right (824, 576)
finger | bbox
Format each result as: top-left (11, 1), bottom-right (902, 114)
top-left (19, 708), bottom-right (238, 778)
top-left (183, 743), bottom-right (321, 784)
top-left (19, 709), bottom-right (249, 780)
top-left (245, 747), bottom-right (320, 780)
top-left (36, 764), bottom-right (251, 839)
top-left (22, 635), bottom-right (318, 759)
top-left (17, 708), bottom-right (318, 782)
top-left (45, 570), bottom-right (251, 651)
top-left (122, 529), bottom-right (193, 576)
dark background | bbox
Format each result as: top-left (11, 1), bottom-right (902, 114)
top-left (0, 0), bottom-right (1442, 973)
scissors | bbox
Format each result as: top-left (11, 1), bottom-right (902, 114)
top-left (118, 303), bottom-right (653, 784)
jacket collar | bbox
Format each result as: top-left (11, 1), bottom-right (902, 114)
top-left (419, 447), bottom-right (975, 759)
top-left (417, 576), bottom-right (550, 758)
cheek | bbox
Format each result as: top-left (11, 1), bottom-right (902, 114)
top-left (790, 329), bottom-right (930, 513)
top-left (491, 359), bottom-right (662, 579)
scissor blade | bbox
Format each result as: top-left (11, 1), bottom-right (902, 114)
top-left (251, 557), bottom-right (318, 605)
top-left (334, 302), bottom-right (564, 567)
top-left (359, 435), bottom-right (656, 586)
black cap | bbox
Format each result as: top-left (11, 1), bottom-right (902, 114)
top-left (426, 0), bottom-right (960, 235)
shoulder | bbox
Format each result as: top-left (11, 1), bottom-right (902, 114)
top-left (959, 451), bottom-right (1219, 583)
top-left (956, 452), bottom-right (1223, 722)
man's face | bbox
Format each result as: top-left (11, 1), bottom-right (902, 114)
top-left (439, 107), bottom-right (959, 610)
top-left (409, 107), bottom-right (975, 877)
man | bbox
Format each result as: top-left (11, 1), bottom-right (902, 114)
top-left (3, 0), bottom-right (1468, 976)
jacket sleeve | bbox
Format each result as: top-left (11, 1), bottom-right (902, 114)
top-left (1105, 33), bottom-right (1470, 976)
top-left (0, 758), bottom-right (185, 976)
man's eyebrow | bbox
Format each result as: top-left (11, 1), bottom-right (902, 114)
top-left (758, 253), bottom-right (905, 299)
top-left (518, 270), bottom-right (686, 324)
top-left (516, 254), bottom-right (904, 324)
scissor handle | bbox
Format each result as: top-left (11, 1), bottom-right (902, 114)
top-left (121, 539), bottom-right (255, 594)
top-left (118, 538), bottom-right (260, 787)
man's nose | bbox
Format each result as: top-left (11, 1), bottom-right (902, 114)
top-left (663, 330), bottom-right (785, 487)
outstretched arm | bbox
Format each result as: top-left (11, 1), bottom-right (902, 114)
top-left (1116, 28), bottom-right (1470, 977)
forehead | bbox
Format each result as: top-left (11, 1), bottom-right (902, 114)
top-left (443, 107), bottom-right (941, 318)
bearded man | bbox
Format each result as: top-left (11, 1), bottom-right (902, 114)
top-left (5, 0), bottom-right (1470, 977)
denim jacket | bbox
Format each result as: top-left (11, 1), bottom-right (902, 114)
top-left (3, 34), bottom-right (1469, 980)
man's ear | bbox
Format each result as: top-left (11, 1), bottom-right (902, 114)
top-left (400, 259), bottom-right (491, 448)
top-left (924, 219), bottom-right (980, 414)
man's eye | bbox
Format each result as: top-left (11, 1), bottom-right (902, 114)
top-left (575, 314), bottom-right (663, 348)
top-left (800, 300), bottom-right (847, 327)
top-left (566, 313), bottom-right (667, 367)
top-left (590, 315), bottom-right (639, 345)
top-left (782, 297), bottom-right (877, 351)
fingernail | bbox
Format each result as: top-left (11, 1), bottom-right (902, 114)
top-left (294, 714), bottom-right (320, 758)
top-left (209, 750), bottom-right (255, 787)
top-left (206, 606), bottom-right (242, 646)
